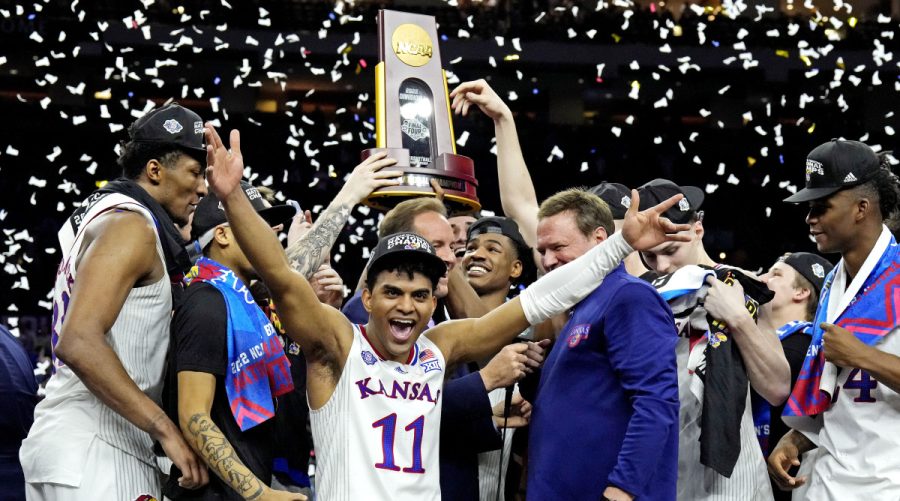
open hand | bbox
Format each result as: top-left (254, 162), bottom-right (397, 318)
top-left (449, 79), bottom-right (511, 121)
top-left (621, 189), bottom-right (693, 251)
top-left (767, 432), bottom-right (807, 491)
top-left (204, 124), bottom-right (244, 200)
top-left (340, 151), bottom-right (402, 203)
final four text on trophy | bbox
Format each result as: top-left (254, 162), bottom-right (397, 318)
top-left (362, 9), bottom-right (480, 213)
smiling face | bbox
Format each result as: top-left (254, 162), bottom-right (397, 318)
top-left (462, 233), bottom-right (523, 295)
top-left (362, 269), bottom-right (437, 362)
top-left (155, 152), bottom-right (208, 226)
top-left (536, 211), bottom-right (604, 272)
top-left (805, 190), bottom-right (861, 255)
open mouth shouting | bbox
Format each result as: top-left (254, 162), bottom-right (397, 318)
top-left (388, 318), bottom-right (417, 343)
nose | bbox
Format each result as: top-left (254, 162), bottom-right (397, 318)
top-left (438, 247), bottom-right (455, 271)
top-left (198, 180), bottom-right (209, 197)
top-left (396, 294), bottom-right (414, 314)
top-left (541, 252), bottom-right (558, 272)
top-left (759, 272), bottom-right (771, 285)
top-left (656, 256), bottom-right (675, 275)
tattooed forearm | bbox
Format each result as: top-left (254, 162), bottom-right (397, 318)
top-left (187, 413), bottom-right (265, 500)
top-left (286, 202), bottom-right (352, 278)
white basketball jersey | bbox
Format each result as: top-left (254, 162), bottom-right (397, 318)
top-left (804, 329), bottom-right (900, 499)
top-left (21, 194), bottom-right (171, 486)
top-left (311, 324), bottom-right (445, 501)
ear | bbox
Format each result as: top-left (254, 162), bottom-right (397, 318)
top-left (362, 288), bottom-right (373, 313)
top-left (856, 197), bottom-right (871, 221)
top-left (145, 159), bottom-right (164, 185)
top-left (593, 225), bottom-right (608, 243)
top-left (693, 220), bottom-right (705, 240)
top-left (212, 225), bottom-right (231, 247)
top-left (793, 286), bottom-right (812, 304)
top-left (509, 259), bottom-right (523, 280)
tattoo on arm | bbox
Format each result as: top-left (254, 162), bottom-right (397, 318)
top-left (285, 203), bottom-right (352, 278)
top-left (187, 413), bottom-right (265, 500)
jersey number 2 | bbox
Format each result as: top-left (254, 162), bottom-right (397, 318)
top-left (372, 413), bottom-right (425, 473)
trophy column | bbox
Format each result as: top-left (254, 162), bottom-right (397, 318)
top-left (362, 10), bottom-right (480, 214)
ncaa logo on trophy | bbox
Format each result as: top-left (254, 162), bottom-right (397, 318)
top-left (362, 9), bottom-right (480, 214)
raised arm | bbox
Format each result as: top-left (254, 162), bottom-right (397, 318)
top-left (55, 212), bottom-right (207, 490)
top-left (285, 152), bottom-right (401, 278)
top-left (450, 80), bottom-right (539, 249)
top-left (203, 125), bottom-right (349, 353)
top-left (432, 191), bottom-right (692, 363)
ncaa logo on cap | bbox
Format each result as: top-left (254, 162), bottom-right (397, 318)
top-left (811, 263), bottom-right (825, 278)
top-left (163, 119), bottom-right (183, 134)
top-left (805, 158), bottom-right (825, 182)
top-left (620, 195), bottom-right (631, 209)
top-left (678, 198), bottom-right (690, 212)
top-left (386, 233), bottom-right (430, 251)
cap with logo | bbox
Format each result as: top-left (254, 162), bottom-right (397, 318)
top-left (367, 232), bottom-right (447, 287)
top-left (129, 103), bottom-right (207, 164)
top-left (784, 139), bottom-right (881, 203)
top-left (191, 181), bottom-right (297, 248)
top-left (637, 178), bottom-right (705, 224)
top-left (589, 182), bottom-right (632, 220)
top-left (777, 252), bottom-right (834, 295)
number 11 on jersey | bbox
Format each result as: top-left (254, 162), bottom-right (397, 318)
top-left (373, 413), bottom-right (426, 473)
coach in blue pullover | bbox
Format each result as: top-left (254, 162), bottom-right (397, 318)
top-left (526, 188), bottom-right (679, 501)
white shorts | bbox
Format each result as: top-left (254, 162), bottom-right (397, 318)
top-left (25, 437), bottom-right (161, 501)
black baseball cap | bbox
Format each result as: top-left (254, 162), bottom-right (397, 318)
top-left (784, 139), bottom-right (881, 203)
top-left (637, 178), bottom-right (705, 224)
top-left (129, 103), bottom-right (207, 163)
top-left (589, 182), bottom-right (632, 220)
top-left (367, 232), bottom-right (448, 287)
top-left (191, 181), bottom-right (297, 248)
top-left (778, 252), bottom-right (834, 295)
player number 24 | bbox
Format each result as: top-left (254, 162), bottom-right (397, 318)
top-left (372, 413), bottom-right (426, 473)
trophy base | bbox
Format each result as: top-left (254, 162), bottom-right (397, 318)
top-left (361, 148), bottom-right (481, 214)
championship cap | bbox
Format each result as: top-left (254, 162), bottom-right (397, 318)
top-left (637, 178), bottom-right (705, 224)
top-left (588, 182), bottom-right (632, 220)
top-left (784, 139), bottom-right (881, 203)
top-left (777, 252), bottom-right (834, 295)
top-left (367, 232), bottom-right (448, 287)
top-left (128, 103), bottom-right (207, 163)
top-left (191, 181), bottom-right (297, 248)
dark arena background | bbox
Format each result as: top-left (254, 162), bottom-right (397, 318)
top-left (2, 0), bottom-right (899, 359)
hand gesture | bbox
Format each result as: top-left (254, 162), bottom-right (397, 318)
top-left (822, 322), bottom-right (870, 368)
top-left (620, 189), bottom-right (692, 251)
top-left (204, 124), bottom-right (244, 200)
top-left (311, 263), bottom-right (345, 309)
top-left (339, 151), bottom-right (402, 204)
top-left (492, 393), bottom-right (532, 428)
top-left (158, 429), bottom-right (209, 490)
top-left (767, 433), bottom-right (807, 491)
top-left (449, 79), bottom-right (512, 121)
top-left (702, 275), bottom-right (750, 326)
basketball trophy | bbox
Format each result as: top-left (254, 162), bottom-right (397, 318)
top-left (362, 9), bottom-right (480, 213)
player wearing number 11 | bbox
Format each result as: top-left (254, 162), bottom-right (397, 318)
top-left (201, 123), bottom-right (692, 500)
top-left (770, 139), bottom-right (900, 498)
